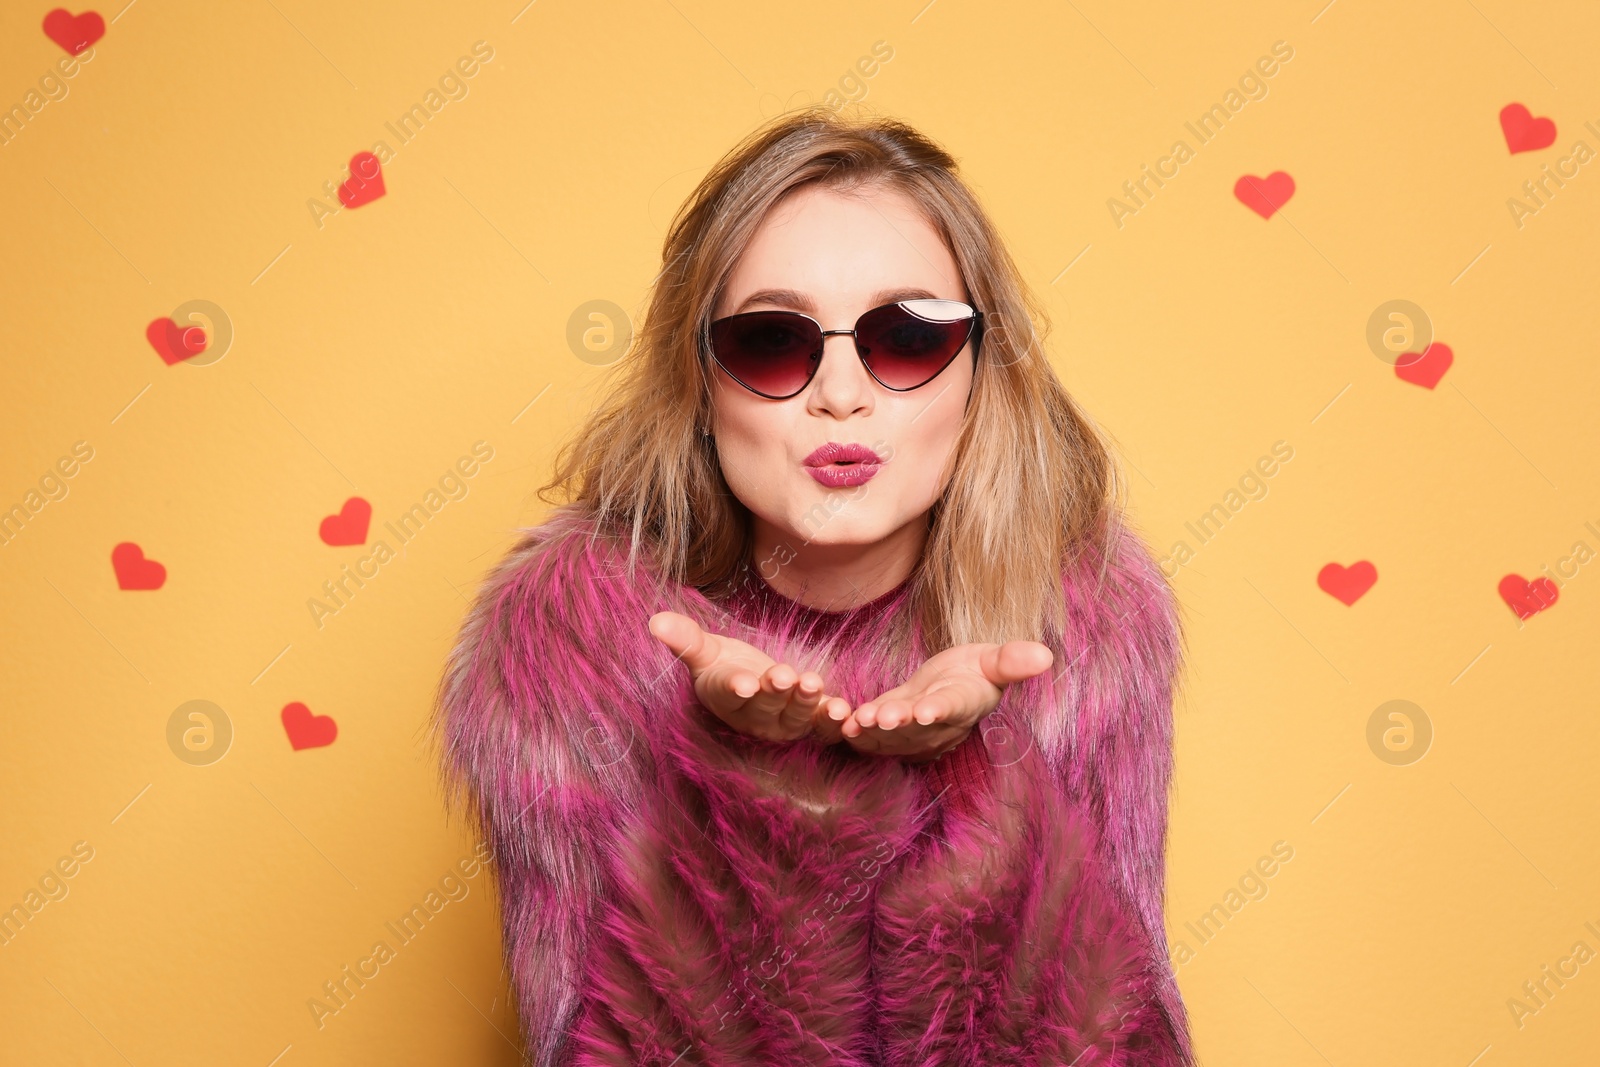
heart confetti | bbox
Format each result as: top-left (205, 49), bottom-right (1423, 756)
top-left (1394, 343), bottom-right (1453, 389)
top-left (42, 8), bottom-right (104, 56)
top-left (112, 542), bottom-right (166, 590)
top-left (1234, 172), bottom-right (1296, 219)
top-left (319, 497), bottom-right (372, 546)
top-left (281, 702), bottom-right (338, 751)
top-left (1499, 103), bottom-right (1556, 154)
top-left (337, 152), bottom-right (386, 209)
top-left (1498, 574), bottom-right (1558, 620)
top-left (146, 317), bottom-right (208, 366)
top-left (1317, 561), bottom-right (1378, 605)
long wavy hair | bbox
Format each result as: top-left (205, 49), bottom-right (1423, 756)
top-left (540, 106), bottom-right (1139, 651)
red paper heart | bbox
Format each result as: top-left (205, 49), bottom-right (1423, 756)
top-left (112, 542), bottom-right (166, 590)
top-left (1499, 103), bottom-right (1556, 154)
top-left (337, 152), bottom-right (385, 209)
top-left (1317, 561), bottom-right (1377, 605)
top-left (281, 702), bottom-right (338, 750)
top-left (1394, 342), bottom-right (1453, 389)
top-left (1234, 172), bottom-right (1296, 219)
top-left (146, 317), bottom-right (208, 366)
top-left (320, 497), bottom-right (372, 546)
top-left (1499, 574), bottom-right (1558, 620)
top-left (42, 8), bottom-right (104, 56)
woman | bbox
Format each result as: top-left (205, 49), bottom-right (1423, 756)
top-left (432, 108), bottom-right (1194, 1065)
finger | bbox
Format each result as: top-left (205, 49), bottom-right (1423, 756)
top-left (751, 661), bottom-right (798, 700)
top-left (856, 701), bottom-right (884, 729)
top-left (745, 662), bottom-right (803, 715)
top-left (875, 684), bottom-right (962, 729)
top-left (809, 707), bottom-right (845, 746)
top-left (809, 691), bottom-right (848, 744)
top-left (843, 719), bottom-right (962, 758)
top-left (980, 640), bottom-right (1054, 688)
top-left (789, 670), bottom-right (826, 714)
top-left (647, 612), bottom-right (720, 675)
top-left (862, 677), bottom-right (949, 728)
top-left (727, 669), bottom-right (760, 700)
top-left (853, 696), bottom-right (888, 729)
top-left (908, 688), bottom-right (965, 726)
top-left (873, 697), bottom-right (922, 731)
top-left (761, 664), bottom-right (812, 733)
top-left (851, 678), bottom-right (918, 729)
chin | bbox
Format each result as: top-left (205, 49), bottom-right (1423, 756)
top-left (782, 508), bottom-right (892, 547)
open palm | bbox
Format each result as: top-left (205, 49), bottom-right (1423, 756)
top-left (647, 611), bottom-right (853, 743)
top-left (834, 640), bottom-right (1054, 762)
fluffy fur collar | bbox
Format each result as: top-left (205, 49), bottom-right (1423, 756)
top-left (432, 505), bottom-right (1193, 1065)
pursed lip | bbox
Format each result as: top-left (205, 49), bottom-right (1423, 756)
top-left (803, 442), bottom-right (884, 466)
top-left (802, 441), bottom-right (883, 488)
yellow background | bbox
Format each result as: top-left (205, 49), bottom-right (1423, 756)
top-left (3, 0), bottom-right (1598, 1063)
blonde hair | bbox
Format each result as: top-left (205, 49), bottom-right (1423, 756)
top-left (540, 106), bottom-right (1131, 650)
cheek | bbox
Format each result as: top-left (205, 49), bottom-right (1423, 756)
top-left (881, 393), bottom-right (966, 503)
top-left (897, 421), bottom-right (959, 497)
top-left (712, 390), bottom-right (792, 500)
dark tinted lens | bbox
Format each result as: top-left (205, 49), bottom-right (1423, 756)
top-left (856, 300), bottom-right (975, 390)
top-left (708, 312), bottom-right (822, 398)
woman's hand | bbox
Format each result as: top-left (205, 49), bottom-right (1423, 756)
top-left (647, 611), bottom-right (852, 743)
top-left (834, 641), bottom-right (1054, 762)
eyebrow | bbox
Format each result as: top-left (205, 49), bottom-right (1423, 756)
top-left (731, 287), bottom-right (941, 315)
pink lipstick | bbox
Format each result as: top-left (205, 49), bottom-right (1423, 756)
top-left (802, 442), bottom-right (883, 488)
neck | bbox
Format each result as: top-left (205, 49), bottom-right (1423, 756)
top-left (747, 512), bottom-right (928, 611)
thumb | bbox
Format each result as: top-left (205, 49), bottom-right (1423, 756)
top-left (647, 611), bottom-right (720, 677)
top-left (980, 640), bottom-right (1054, 688)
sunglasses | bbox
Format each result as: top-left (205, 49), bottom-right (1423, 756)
top-left (707, 298), bottom-right (983, 400)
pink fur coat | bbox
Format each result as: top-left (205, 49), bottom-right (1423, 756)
top-left (433, 504), bottom-right (1193, 1065)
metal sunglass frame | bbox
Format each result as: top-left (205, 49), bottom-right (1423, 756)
top-left (705, 298), bottom-right (984, 400)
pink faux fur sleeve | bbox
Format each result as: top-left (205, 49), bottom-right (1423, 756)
top-left (431, 512), bottom-right (693, 1067)
top-left (1021, 521), bottom-right (1192, 1061)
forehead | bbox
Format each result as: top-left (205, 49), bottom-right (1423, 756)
top-left (716, 182), bottom-right (963, 315)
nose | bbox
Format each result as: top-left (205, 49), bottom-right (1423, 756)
top-left (807, 332), bottom-right (873, 415)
